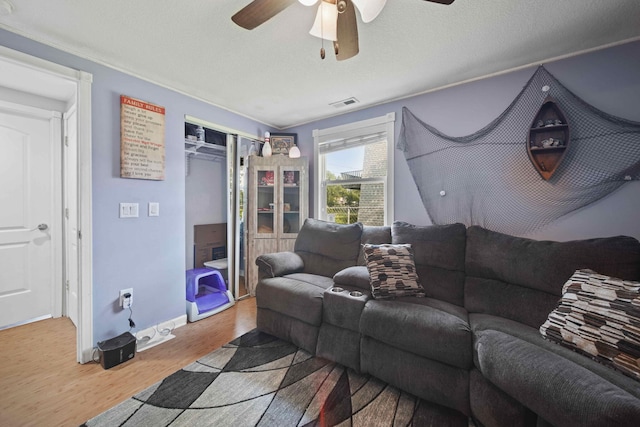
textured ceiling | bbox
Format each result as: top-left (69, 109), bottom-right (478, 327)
top-left (1, 0), bottom-right (639, 129)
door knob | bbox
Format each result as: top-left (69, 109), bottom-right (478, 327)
top-left (32, 223), bottom-right (48, 231)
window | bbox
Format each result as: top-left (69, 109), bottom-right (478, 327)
top-left (313, 113), bottom-right (395, 226)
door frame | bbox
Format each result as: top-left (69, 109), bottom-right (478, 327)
top-left (0, 45), bottom-right (94, 364)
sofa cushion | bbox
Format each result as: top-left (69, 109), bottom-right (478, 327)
top-left (363, 243), bottom-right (424, 299)
top-left (392, 222), bottom-right (467, 306)
top-left (294, 218), bottom-right (363, 278)
top-left (474, 329), bottom-right (640, 427)
top-left (255, 273), bottom-right (334, 326)
top-left (333, 266), bottom-right (370, 291)
top-left (465, 226), bottom-right (640, 328)
top-left (465, 276), bottom-right (560, 330)
top-left (469, 313), bottom-right (640, 400)
top-left (256, 308), bottom-right (319, 354)
top-left (540, 269), bottom-right (640, 381)
top-left (357, 225), bottom-right (392, 265)
top-left (360, 336), bottom-right (471, 417)
top-left (469, 368), bottom-right (537, 427)
top-left (360, 298), bottom-right (472, 369)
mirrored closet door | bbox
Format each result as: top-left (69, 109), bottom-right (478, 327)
top-left (184, 115), bottom-right (258, 302)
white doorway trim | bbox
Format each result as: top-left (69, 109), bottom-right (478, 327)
top-left (76, 70), bottom-right (93, 364)
top-left (0, 45), bottom-right (93, 364)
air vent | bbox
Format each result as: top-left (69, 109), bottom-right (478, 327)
top-left (330, 97), bottom-right (359, 108)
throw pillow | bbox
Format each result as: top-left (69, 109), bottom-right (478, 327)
top-left (363, 243), bottom-right (424, 299)
top-left (540, 269), bottom-right (640, 382)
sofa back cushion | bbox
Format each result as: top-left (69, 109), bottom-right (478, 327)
top-left (357, 226), bottom-right (392, 265)
top-left (465, 226), bottom-right (640, 328)
top-left (294, 218), bottom-right (363, 278)
top-left (391, 221), bottom-right (467, 306)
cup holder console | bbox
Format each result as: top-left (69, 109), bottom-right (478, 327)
top-left (329, 287), bottom-right (365, 298)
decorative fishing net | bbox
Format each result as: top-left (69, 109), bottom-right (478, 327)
top-left (397, 66), bottom-right (640, 235)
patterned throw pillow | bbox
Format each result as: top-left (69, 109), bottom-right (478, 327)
top-left (540, 269), bottom-right (640, 381)
top-left (363, 244), bottom-right (424, 299)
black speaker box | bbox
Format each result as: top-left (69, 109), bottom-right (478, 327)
top-left (97, 331), bottom-right (136, 369)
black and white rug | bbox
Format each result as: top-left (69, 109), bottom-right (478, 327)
top-left (83, 330), bottom-right (467, 426)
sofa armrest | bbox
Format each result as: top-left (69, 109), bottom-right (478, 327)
top-left (256, 251), bottom-right (305, 278)
top-left (333, 266), bottom-right (371, 291)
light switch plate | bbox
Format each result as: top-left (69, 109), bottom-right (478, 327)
top-left (119, 203), bottom-right (139, 218)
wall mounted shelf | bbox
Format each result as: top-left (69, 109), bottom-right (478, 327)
top-left (184, 138), bottom-right (226, 162)
top-left (527, 96), bottom-right (570, 180)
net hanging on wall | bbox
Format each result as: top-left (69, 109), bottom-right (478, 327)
top-left (397, 66), bottom-right (640, 236)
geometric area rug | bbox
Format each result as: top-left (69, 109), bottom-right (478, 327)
top-left (82, 329), bottom-right (469, 427)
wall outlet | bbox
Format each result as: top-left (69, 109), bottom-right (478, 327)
top-left (120, 288), bottom-right (133, 308)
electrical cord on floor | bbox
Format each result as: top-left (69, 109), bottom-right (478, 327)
top-left (92, 347), bottom-right (100, 364)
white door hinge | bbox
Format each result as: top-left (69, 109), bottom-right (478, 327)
top-left (64, 136), bottom-right (69, 147)
top-left (65, 208), bottom-right (69, 219)
top-left (78, 230), bottom-right (82, 239)
top-left (66, 280), bottom-right (70, 290)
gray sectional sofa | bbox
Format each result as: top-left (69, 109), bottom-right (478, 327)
top-left (255, 218), bottom-right (640, 426)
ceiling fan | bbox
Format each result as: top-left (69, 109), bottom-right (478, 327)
top-left (232, 0), bottom-right (455, 61)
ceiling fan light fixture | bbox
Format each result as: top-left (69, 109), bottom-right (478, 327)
top-left (298, 0), bottom-right (318, 6)
top-left (309, 1), bottom-right (338, 41)
top-left (352, 0), bottom-right (387, 23)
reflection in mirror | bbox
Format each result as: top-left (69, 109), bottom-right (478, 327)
top-left (184, 117), bottom-right (257, 314)
top-left (233, 137), bottom-right (256, 300)
top-left (184, 120), bottom-right (228, 277)
top-left (184, 119), bottom-right (235, 322)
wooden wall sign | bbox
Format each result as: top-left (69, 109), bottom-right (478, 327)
top-left (120, 95), bottom-right (165, 180)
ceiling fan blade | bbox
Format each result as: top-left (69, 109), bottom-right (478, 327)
top-left (424, 0), bottom-right (455, 4)
top-left (232, 0), bottom-right (297, 30)
top-left (335, 0), bottom-right (359, 61)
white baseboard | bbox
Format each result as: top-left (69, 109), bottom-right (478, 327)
top-left (135, 314), bottom-right (187, 352)
top-left (171, 314), bottom-right (188, 329)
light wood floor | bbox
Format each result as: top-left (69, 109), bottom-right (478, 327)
top-left (0, 297), bottom-right (257, 427)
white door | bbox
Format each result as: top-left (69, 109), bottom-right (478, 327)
top-left (64, 107), bottom-right (79, 326)
top-left (0, 102), bottom-right (60, 328)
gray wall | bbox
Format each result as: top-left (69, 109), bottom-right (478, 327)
top-left (288, 40), bottom-right (640, 242)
